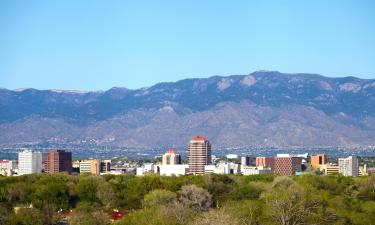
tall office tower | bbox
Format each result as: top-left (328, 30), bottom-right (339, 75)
top-left (162, 149), bottom-right (181, 165)
top-left (188, 136), bottom-right (211, 175)
top-left (18, 150), bottom-right (42, 175)
top-left (274, 157), bottom-right (302, 176)
top-left (310, 154), bottom-right (328, 169)
top-left (256, 157), bottom-right (275, 170)
top-left (338, 156), bottom-right (358, 177)
top-left (44, 149), bottom-right (72, 174)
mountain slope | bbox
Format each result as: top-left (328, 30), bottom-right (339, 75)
top-left (1, 71), bottom-right (375, 148)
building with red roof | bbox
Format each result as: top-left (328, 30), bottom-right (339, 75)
top-left (188, 136), bottom-right (211, 175)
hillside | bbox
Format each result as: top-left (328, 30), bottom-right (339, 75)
top-left (1, 71), bottom-right (375, 148)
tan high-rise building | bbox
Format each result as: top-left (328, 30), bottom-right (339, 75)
top-left (44, 149), bottom-right (72, 174)
top-left (310, 154), bottom-right (327, 169)
top-left (188, 136), bottom-right (211, 175)
top-left (79, 159), bottom-right (101, 174)
top-left (162, 149), bottom-right (181, 165)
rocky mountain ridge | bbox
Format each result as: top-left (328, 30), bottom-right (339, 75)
top-left (1, 71), bottom-right (375, 148)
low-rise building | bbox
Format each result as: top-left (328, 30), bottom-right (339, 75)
top-left (155, 164), bottom-right (189, 176)
top-left (0, 160), bottom-right (15, 176)
top-left (241, 166), bottom-right (272, 175)
top-left (319, 164), bottom-right (339, 175)
top-left (204, 162), bottom-right (239, 174)
top-left (136, 163), bottom-right (155, 176)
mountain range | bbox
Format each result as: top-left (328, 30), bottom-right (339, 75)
top-left (1, 71), bottom-right (375, 149)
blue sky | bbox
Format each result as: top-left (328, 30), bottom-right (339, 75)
top-left (0, 0), bottom-right (374, 90)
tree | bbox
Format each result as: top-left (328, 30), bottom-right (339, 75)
top-left (69, 202), bottom-right (110, 225)
top-left (356, 174), bottom-right (375, 201)
top-left (10, 207), bottom-right (44, 225)
top-left (143, 189), bottom-right (177, 208)
top-left (96, 181), bottom-right (116, 210)
top-left (179, 185), bottom-right (212, 212)
top-left (115, 206), bottom-right (175, 225)
top-left (0, 204), bottom-right (12, 225)
top-left (231, 200), bottom-right (263, 225)
top-left (189, 207), bottom-right (239, 225)
top-left (264, 182), bottom-right (321, 225)
top-left (163, 200), bottom-right (193, 225)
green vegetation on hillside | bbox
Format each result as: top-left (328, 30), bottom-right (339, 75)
top-left (0, 173), bottom-right (374, 225)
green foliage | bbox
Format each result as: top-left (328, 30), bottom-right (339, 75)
top-left (10, 207), bottom-right (45, 225)
top-left (179, 185), bottom-right (212, 212)
top-left (69, 202), bottom-right (110, 225)
top-left (143, 189), bottom-right (177, 208)
top-left (0, 173), bottom-right (374, 224)
top-left (115, 206), bottom-right (175, 225)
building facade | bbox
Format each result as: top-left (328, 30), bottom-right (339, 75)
top-left (44, 150), bottom-right (72, 174)
top-left (156, 164), bottom-right (189, 176)
top-left (256, 157), bottom-right (275, 170)
top-left (188, 136), bottom-right (211, 175)
top-left (241, 166), bottom-right (272, 176)
top-left (241, 156), bottom-right (255, 166)
top-left (274, 157), bottom-right (302, 176)
top-left (100, 160), bottom-right (111, 173)
top-left (338, 156), bottom-right (358, 177)
top-left (0, 160), bottom-right (15, 176)
top-left (162, 149), bottom-right (181, 165)
top-left (18, 150), bottom-right (42, 175)
top-left (311, 154), bottom-right (327, 169)
top-left (79, 159), bottom-right (101, 174)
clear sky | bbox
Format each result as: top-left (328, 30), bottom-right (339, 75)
top-left (0, 0), bottom-right (374, 91)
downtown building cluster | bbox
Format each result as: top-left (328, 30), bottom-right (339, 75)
top-left (0, 149), bottom-right (113, 176)
top-left (0, 136), bottom-right (371, 177)
top-left (136, 136), bottom-right (370, 177)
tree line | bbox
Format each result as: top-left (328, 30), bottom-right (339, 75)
top-left (0, 173), bottom-right (374, 225)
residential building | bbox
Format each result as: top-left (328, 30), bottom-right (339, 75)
top-left (311, 154), bottom-right (327, 169)
top-left (256, 157), bottom-right (275, 170)
top-left (162, 149), bottom-right (181, 165)
top-left (44, 149), bottom-right (72, 174)
top-left (18, 150), bottom-right (42, 175)
top-left (274, 157), bottom-right (302, 176)
top-left (339, 156), bottom-right (358, 177)
top-left (188, 136), bottom-right (211, 175)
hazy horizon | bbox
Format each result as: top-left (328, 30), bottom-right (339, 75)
top-left (1, 70), bottom-right (375, 92)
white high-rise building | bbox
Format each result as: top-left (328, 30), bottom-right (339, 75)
top-left (338, 156), bottom-right (358, 177)
top-left (18, 150), bottom-right (42, 175)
